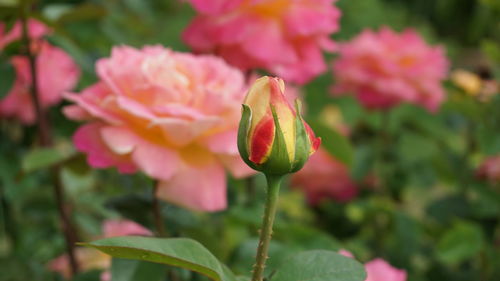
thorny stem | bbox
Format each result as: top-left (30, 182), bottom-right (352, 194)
top-left (20, 3), bottom-right (79, 275)
top-left (251, 174), bottom-right (282, 281)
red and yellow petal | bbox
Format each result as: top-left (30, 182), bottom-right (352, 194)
top-left (304, 121), bottom-right (321, 154)
top-left (268, 77), bottom-right (297, 161)
top-left (249, 115), bottom-right (275, 164)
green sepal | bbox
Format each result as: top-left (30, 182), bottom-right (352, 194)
top-left (290, 100), bottom-right (311, 173)
top-left (261, 105), bottom-right (292, 175)
top-left (237, 104), bottom-right (257, 170)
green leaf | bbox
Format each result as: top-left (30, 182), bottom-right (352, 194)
top-left (111, 258), bottom-right (165, 281)
top-left (437, 221), bottom-right (484, 265)
top-left (0, 60), bottom-right (15, 99)
top-left (309, 120), bottom-right (353, 166)
top-left (81, 236), bottom-right (236, 281)
top-left (271, 250), bottom-right (366, 281)
top-left (291, 100), bottom-right (311, 173)
top-left (237, 104), bottom-right (255, 170)
top-left (22, 144), bottom-right (76, 173)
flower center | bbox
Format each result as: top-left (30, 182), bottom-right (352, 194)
top-left (247, 0), bottom-right (290, 18)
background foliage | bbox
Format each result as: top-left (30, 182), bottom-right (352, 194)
top-left (0, 0), bottom-right (499, 281)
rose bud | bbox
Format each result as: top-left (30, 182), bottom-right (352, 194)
top-left (238, 76), bottom-right (321, 176)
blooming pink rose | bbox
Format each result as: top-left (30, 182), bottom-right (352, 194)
top-left (0, 19), bottom-right (80, 124)
top-left (291, 148), bottom-right (359, 204)
top-left (332, 27), bottom-right (449, 112)
top-left (48, 219), bottom-right (151, 280)
top-left (339, 250), bottom-right (407, 281)
top-left (476, 155), bottom-right (500, 183)
top-left (183, 0), bottom-right (341, 84)
top-left (64, 45), bottom-right (254, 211)
top-left (0, 19), bottom-right (49, 49)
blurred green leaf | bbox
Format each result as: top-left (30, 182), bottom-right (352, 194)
top-left (398, 132), bottom-right (438, 164)
top-left (436, 221), bottom-right (484, 265)
top-left (0, 0), bottom-right (18, 7)
top-left (351, 144), bottom-right (375, 181)
top-left (56, 3), bottom-right (107, 23)
top-left (275, 224), bottom-right (341, 251)
top-left (72, 270), bottom-right (103, 281)
top-left (0, 59), bottom-right (15, 99)
top-left (427, 195), bottom-right (471, 223)
top-left (81, 236), bottom-right (236, 281)
top-left (21, 145), bottom-right (76, 173)
top-left (271, 250), bottom-right (366, 281)
top-left (309, 120), bottom-right (354, 166)
top-left (111, 258), bottom-right (165, 281)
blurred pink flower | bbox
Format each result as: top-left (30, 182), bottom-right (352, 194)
top-left (365, 259), bottom-right (407, 281)
top-left (182, 0), bottom-right (341, 84)
top-left (332, 27), bottom-right (448, 112)
top-left (339, 250), bottom-right (407, 281)
top-left (0, 19), bottom-right (49, 49)
top-left (291, 148), bottom-right (359, 204)
top-left (102, 219), bottom-right (152, 237)
top-left (476, 155), bottom-right (500, 183)
top-left (64, 45), bottom-right (254, 211)
top-left (48, 219), bottom-right (151, 280)
top-left (0, 41), bottom-right (81, 124)
top-left (0, 19), bottom-right (79, 124)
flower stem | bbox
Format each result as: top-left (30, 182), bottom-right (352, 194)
top-left (19, 3), bottom-right (79, 275)
top-left (152, 184), bottom-right (167, 237)
top-left (20, 3), bottom-right (50, 146)
top-left (251, 174), bottom-right (282, 281)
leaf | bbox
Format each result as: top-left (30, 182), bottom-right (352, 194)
top-left (271, 250), bottom-right (366, 281)
top-left (71, 270), bottom-right (103, 281)
top-left (80, 236), bottom-right (236, 281)
top-left (111, 258), bottom-right (165, 281)
top-left (437, 221), bottom-right (484, 265)
top-left (0, 0), bottom-right (18, 7)
top-left (21, 144), bottom-right (76, 173)
top-left (350, 144), bottom-right (375, 181)
top-left (309, 120), bottom-right (354, 166)
top-left (0, 60), bottom-right (15, 99)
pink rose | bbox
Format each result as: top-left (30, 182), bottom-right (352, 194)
top-left (339, 250), bottom-right (407, 281)
top-left (183, 0), bottom-right (341, 84)
top-left (48, 219), bottom-right (151, 280)
top-left (0, 20), bottom-right (80, 124)
top-left (332, 27), bottom-right (449, 112)
top-left (64, 45), bottom-right (254, 211)
top-left (291, 148), bottom-right (359, 204)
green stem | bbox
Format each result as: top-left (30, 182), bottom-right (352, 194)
top-left (152, 184), bottom-right (167, 237)
top-left (251, 174), bottom-right (282, 281)
top-left (20, 3), bottom-right (80, 275)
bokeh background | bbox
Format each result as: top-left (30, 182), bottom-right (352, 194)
top-left (0, 0), bottom-right (499, 281)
